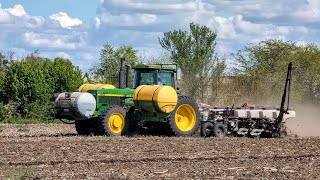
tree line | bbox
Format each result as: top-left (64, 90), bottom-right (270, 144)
top-left (0, 52), bottom-right (83, 120)
top-left (226, 39), bottom-right (320, 107)
top-left (1, 22), bottom-right (320, 121)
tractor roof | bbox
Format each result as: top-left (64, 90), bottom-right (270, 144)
top-left (132, 64), bottom-right (176, 71)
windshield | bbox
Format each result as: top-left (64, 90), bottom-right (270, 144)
top-left (134, 70), bottom-right (156, 88)
top-left (157, 71), bottom-right (174, 87)
top-left (133, 70), bottom-right (175, 88)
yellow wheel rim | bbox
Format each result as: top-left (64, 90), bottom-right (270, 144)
top-left (175, 104), bottom-right (196, 132)
top-left (108, 113), bottom-right (125, 134)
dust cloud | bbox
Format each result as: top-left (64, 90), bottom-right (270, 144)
top-left (286, 104), bottom-right (320, 137)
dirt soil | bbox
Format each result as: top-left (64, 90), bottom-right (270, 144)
top-left (0, 124), bottom-right (319, 179)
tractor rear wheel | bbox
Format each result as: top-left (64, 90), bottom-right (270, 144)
top-left (167, 96), bottom-right (200, 136)
top-left (97, 106), bottom-right (128, 136)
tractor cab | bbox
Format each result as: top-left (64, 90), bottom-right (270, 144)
top-left (132, 64), bottom-right (177, 89)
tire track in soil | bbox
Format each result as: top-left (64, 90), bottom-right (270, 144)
top-left (0, 133), bottom-right (77, 138)
top-left (2, 153), bottom-right (320, 167)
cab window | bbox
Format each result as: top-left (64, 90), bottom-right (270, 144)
top-left (157, 71), bottom-right (174, 87)
top-left (134, 70), bottom-right (156, 88)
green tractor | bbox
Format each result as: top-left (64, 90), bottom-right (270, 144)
top-left (54, 58), bottom-right (200, 136)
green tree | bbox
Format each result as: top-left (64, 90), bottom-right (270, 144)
top-left (231, 39), bottom-right (297, 104)
top-left (90, 44), bottom-right (139, 87)
top-left (290, 44), bottom-right (320, 105)
top-left (0, 53), bottom-right (7, 102)
top-left (49, 57), bottom-right (83, 93)
top-left (231, 39), bottom-right (320, 106)
top-left (1, 52), bottom-right (83, 118)
top-left (0, 52), bottom-right (12, 70)
top-left (159, 22), bottom-right (226, 102)
top-left (3, 54), bottom-right (51, 117)
top-left (0, 52), bottom-right (13, 102)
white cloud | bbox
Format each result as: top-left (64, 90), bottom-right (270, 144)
top-left (140, 14), bottom-right (157, 24)
top-left (99, 12), bottom-right (157, 26)
top-left (5, 4), bottom-right (26, 17)
top-left (233, 15), bottom-right (262, 33)
top-left (23, 32), bottom-right (81, 50)
top-left (209, 16), bottom-right (236, 39)
top-left (102, 0), bottom-right (206, 14)
top-left (80, 53), bottom-right (94, 61)
top-left (0, 4), bottom-right (44, 28)
top-left (24, 16), bottom-right (45, 28)
top-left (49, 12), bottom-right (82, 29)
top-left (95, 17), bottom-right (101, 28)
top-left (0, 9), bottom-right (11, 24)
top-left (56, 52), bottom-right (70, 59)
top-left (296, 41), bottom-right (308, 46)
top-left (293, 0), bottom-right (320, 23)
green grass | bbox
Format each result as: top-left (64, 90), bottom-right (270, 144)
top-left (180, 143), bottom-right (194, 151)
top-left (16, 124), bottom-right (30, 132)
top-left (4, 167), bottom-right (34, 180)
top-left (0, 118), bottom-right (65, 124)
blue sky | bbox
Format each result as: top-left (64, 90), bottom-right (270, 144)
top-left (0, 0), bottom-right (319, 72)
top-left (0, 0), bottom-right (100, 22)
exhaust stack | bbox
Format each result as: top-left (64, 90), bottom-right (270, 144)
top-left (125, 65), bottom-right (130, 88)
top-left (119, 57), bottom-right (125, 89)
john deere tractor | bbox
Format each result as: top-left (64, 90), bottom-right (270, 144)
top-left (54, 58), bottom-right (200, 136)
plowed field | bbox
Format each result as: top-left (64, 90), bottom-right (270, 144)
top-left (0, 123), bottom-right (319, 179)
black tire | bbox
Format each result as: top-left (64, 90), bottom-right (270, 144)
top-left (167, 96), bottom-right (200, 137)
top-left (123, 106), bottom-right (138, 136)
top-left (260, 131), bottom-right (272, 138)
top-left (212, 123), bottom-right (227, 138)
top-left (97, 106), bottom-right (127, 136)
top-left (75, 119), bottom-right (93, 136)
top-left (201, 122), bottom-right (214, 137)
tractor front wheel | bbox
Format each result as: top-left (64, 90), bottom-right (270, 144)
top-left (167, 96), bottom-right (200, 136)
top-left (75, 119), bottom-right (94, 136)
top-left (98, 106), bottom-right (128, 136)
